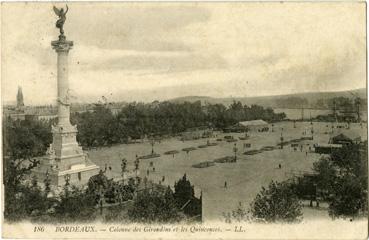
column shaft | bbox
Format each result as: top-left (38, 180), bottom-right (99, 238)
top-left (57, 50), bottom-right (71, 127)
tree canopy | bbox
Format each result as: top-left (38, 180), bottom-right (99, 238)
top-left (250, 180), bottom-right (303, 223)
top-left (73, 101), bottom-right (285, 148)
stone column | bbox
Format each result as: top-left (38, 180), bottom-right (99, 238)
top-left (51, 37), bottom-right (73, 127)
top-left (51, 36), bottom-right (79, 161)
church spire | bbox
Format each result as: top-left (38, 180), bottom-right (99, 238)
top-left (16, 86), bottom-right (24, 108)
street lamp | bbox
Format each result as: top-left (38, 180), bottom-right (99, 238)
top-left (143, 176), bottom-right (148, 189)
top-left (134, 155), bottom-right (140, 186)
top-left (311, 125), bottom-right (314, 140)
top-left (150, 134), bottom-right (155, 155)
top-left (233, 143), bottom-right (238, 162)
top-left (280, 128), bottom-right (284, 149)
top-left (121, 158), bottom-right (127, 185)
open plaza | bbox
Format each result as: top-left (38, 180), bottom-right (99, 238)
top-left (88, 120), bottom-right (367, 221)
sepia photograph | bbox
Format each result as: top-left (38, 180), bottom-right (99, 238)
top-left (1, 2), bottom-right (368, 239)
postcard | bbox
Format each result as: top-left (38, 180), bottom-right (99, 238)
top-left (1, 2), bottom-right (367, 239)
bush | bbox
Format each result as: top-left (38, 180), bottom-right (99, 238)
top-left (4, 177), bottom-right (55, 222)
top-left (54, 186), bottom-right (97, 222)
top-left (225, 202), bottom-right (249, 223)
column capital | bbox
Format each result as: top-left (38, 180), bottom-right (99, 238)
top-left (51, 37), bottom-right (73, 53)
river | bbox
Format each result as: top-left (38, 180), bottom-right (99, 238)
top-left (274, 108), bottom-right (367, 121)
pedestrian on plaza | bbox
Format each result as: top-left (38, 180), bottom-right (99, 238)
top-left (224, 181), bottom-right (227, 188)
top-left (279, 164), bottom-right (282, 169)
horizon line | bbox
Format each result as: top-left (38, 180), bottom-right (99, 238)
top-left (3, 87), bottom-right (366, 106)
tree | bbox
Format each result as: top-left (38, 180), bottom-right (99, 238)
top-left (173, 174), bottom-right (194, 208)
top-left (173, 174), bottom-right (201, 217)
top-left (72, 100), bottom-right (285, 148)
top-left (3, 118), bottom-right (52, 159)
top-left (128, 188), bottom-right (183, 223)
top-left (328, 174), bottom-right (367, 219)
top-left (306, 143), bottom-right (367, 219)
top-left (327, 144), bottom-right (367, 218)
top-left (250, 180), bottom-right (303, 223)
top-left (312, 157), bottom-right (337, 199)
top-left (3, 118), bottom-right (52, 221)
top-left (330, 144), bottom-right (362, 176)
top-left (205, 103), bottom-right (227, 129)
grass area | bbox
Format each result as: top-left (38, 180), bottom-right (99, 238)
top-left (88, 121), bottom-right (367, 221)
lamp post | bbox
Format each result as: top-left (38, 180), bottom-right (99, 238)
top-left (280, 128), bottom-right (284, 149)
top-left (144, 176), bottom-right (148, 189)
top-left (150, 134), bottom-right (155, 155)
top-left (121, 158), bottom-right (127, 185)
top-left (233, 143), bottom-right (238, 162)
top-left (311, 124), bottom-right (314, 140)
top-left (134, 155), bottom-right (140, 187)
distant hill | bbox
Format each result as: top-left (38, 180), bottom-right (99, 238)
top-left (170, 96), bottom-right (214, 104)
top-left (169, 88), bottom-right (367, 109)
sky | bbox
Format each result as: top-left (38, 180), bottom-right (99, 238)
top-left (1, 2), bottom-right (366, 105)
